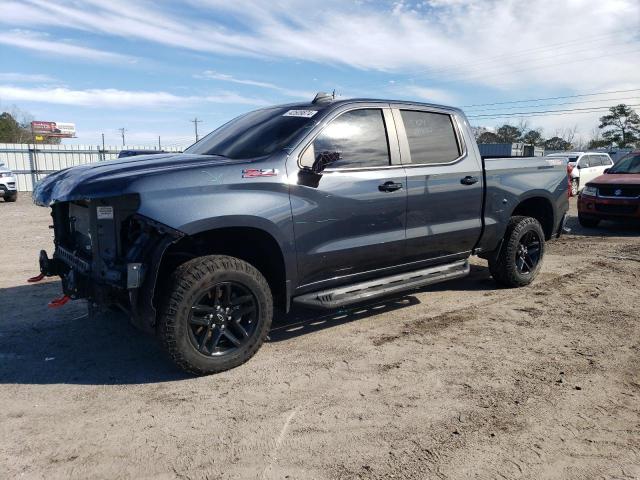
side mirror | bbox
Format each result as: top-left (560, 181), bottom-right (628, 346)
top-left (300, 146), bottom-right (341, 174)
top-left (604, 168), bottom-right (610, 174)
top-left (312, 151), bottom-right (341, 173)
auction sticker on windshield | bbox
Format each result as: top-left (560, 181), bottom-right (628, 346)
top-left (283, 110), bottom-right (318, 118)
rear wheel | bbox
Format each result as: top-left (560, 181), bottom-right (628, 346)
top-left (159, 255), bottom-right (273, 375)
top-left (578, 214), bottom-right (600, 228)
top-left (570, 179), bottom-right (579, 196)
top-left (489, 216), bottom-right (545, 288)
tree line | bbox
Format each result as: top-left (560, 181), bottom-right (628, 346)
top-left (0, 108), bottom-right (61, 144)
top-left (474, 103), bottom-right (640, 151)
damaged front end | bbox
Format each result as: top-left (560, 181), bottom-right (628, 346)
top-left (35, 194), bottom-right (183, 331)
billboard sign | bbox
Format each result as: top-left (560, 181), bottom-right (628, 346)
top-left (31, 121), bottom-right (76, 138)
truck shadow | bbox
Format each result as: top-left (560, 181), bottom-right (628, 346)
top-left (0, 264), bottom-right (494, 385)
top-left (269, 263), bottom-right (496, 342)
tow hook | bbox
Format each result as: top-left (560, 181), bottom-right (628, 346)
top-left (48, 295), bottom-right (71, 308)
top-left (27, 272), bottom-right (45, 283)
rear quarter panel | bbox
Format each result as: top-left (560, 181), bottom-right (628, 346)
top-left (478, 157), bottom-right (569, 252)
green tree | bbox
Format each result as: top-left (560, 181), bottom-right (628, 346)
top-left (477, 131), bottom-right (501, 144)
top-left (495, 124), bottom-right (522, 143)
top-left (522, 129), bottom-right (544, 146)
top-left (597, 104), bottom-right (640, 148)
top-left (0, 112), bottom-right (22, 143)
top-left (0, 108), bottom-right (61, 144)
top-left (543, 136), bottom-right (572, 151)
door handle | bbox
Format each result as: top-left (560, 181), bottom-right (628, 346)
top-left (460, 176), bottom-right (479, 185)
top-left (378, 181), bottom-right (403, 192)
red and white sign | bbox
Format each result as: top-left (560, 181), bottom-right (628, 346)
top-left (31, 121), bottom-right (76, 138)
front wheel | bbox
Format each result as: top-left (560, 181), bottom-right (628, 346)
top-left (4, 192), bottom-right (17, 202)
top-left (489, 216), bottom-right (545, 288)
top-left (158, 255), bottom-right (273, 375)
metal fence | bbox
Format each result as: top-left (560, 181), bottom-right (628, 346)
top-left (0, 143), bottom-right (183, 191)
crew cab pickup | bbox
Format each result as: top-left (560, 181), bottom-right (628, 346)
top-left (32, 94), bottom-right (569, 375)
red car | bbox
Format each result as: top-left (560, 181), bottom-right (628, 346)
top-left (578, 151), bottom-right (640, 227)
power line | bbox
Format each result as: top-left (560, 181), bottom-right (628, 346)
top-left (464, 95), bottom-right (640, 113)
top-left (467, 103), bottom-right (640, 119)
top-left (448, 46), bottom-right (640, 84)
top-left (461, 88), bottom-right (640, 108)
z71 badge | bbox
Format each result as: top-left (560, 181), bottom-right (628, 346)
top-left (242, 168), bottom-right (279, 178)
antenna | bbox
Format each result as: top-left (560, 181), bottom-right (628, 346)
top-left (312, 92), bottom-right (335, 104)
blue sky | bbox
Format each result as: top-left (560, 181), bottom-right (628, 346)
top-left (0, 0), bottom-right (639, 148)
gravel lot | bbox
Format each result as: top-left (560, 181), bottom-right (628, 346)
top-left (1, 194), bottom-right (639, 479)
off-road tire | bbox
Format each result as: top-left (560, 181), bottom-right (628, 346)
top-left (158, 255), bottom-right (273, 375)
top-left (578, 214), bottom-right (600, 228)
top-left (489, 216), bottom-right (545, 288)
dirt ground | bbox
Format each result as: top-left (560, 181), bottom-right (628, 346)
top-left (0, 194), bottom-right (639, 480)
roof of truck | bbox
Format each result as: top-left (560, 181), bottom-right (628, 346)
top-left (273, 96), bottom-right (463, 115)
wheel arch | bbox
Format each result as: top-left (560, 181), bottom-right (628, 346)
top-left (155, 222), bottom-right (292, 312)
top-left (510, 195), bottom-right (555, 240)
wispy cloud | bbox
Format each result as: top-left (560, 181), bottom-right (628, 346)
top-left (392, 85), bottom-right (458, 104)
top-left (0, 30), bottom-right (138, 64)
top-left (196, 70), bottom-right (312, 99)
top-left (0, 85), bottom-right (269, 108)
top-left (0, 72), bottom-right (57, 83)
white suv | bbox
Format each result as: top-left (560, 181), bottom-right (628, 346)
top-left (547, 152), bottom-right (614, 196)
top-left (0, 162), bottom-right (18, 202)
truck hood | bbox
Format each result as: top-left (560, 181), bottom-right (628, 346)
top-left (591, 173), bottom-right (640, 185)
top-left (33, 153), bottom-right (246, 206)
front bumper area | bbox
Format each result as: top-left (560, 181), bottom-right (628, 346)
top-left (578, 193), bottom-right (640, 220)
top-left (36, 198), bottom-right (184, 331)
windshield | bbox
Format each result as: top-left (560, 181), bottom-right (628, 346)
top-left (185, 107), bottom-right (319, 159)
top-left (609, 153), bottom-right (640, 174)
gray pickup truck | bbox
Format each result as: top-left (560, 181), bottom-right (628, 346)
top-left (32, 94), bottom-right (569, 375)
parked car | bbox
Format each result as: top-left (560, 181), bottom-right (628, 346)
top-left (578, 150), bottom-right (640, 227)
top-left (118, 149), bottom-right (169, 158)
top-left (31, 95), bottom-right (569, 375)
top-left (0, 162), bottom-right (18, 202)
top-left (547, 152), bottom-right (614, 196)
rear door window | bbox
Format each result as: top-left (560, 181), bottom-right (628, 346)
top-left (400, 110), bottom-right (461, 165)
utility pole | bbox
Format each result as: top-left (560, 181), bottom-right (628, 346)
top-left (101, 133), bottom-right (105, 150)
top-left (191, 117), bottom-right (202, 142)
top-left (118, 128), bottom-right (126, 147)
top-left (158, 136), bottom-right (161, 150)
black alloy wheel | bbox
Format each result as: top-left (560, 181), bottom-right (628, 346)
top-left (488, 216), bottom-right (546, 288)
top-left (159, 255), bottom-right (273, 375)
top-left (515, 230), bottom-right (542, 275)
top-left (188, 282), bottom-right (258, 356)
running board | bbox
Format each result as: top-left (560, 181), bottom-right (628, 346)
top-left (293, 259), bottom-right (470, 309)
